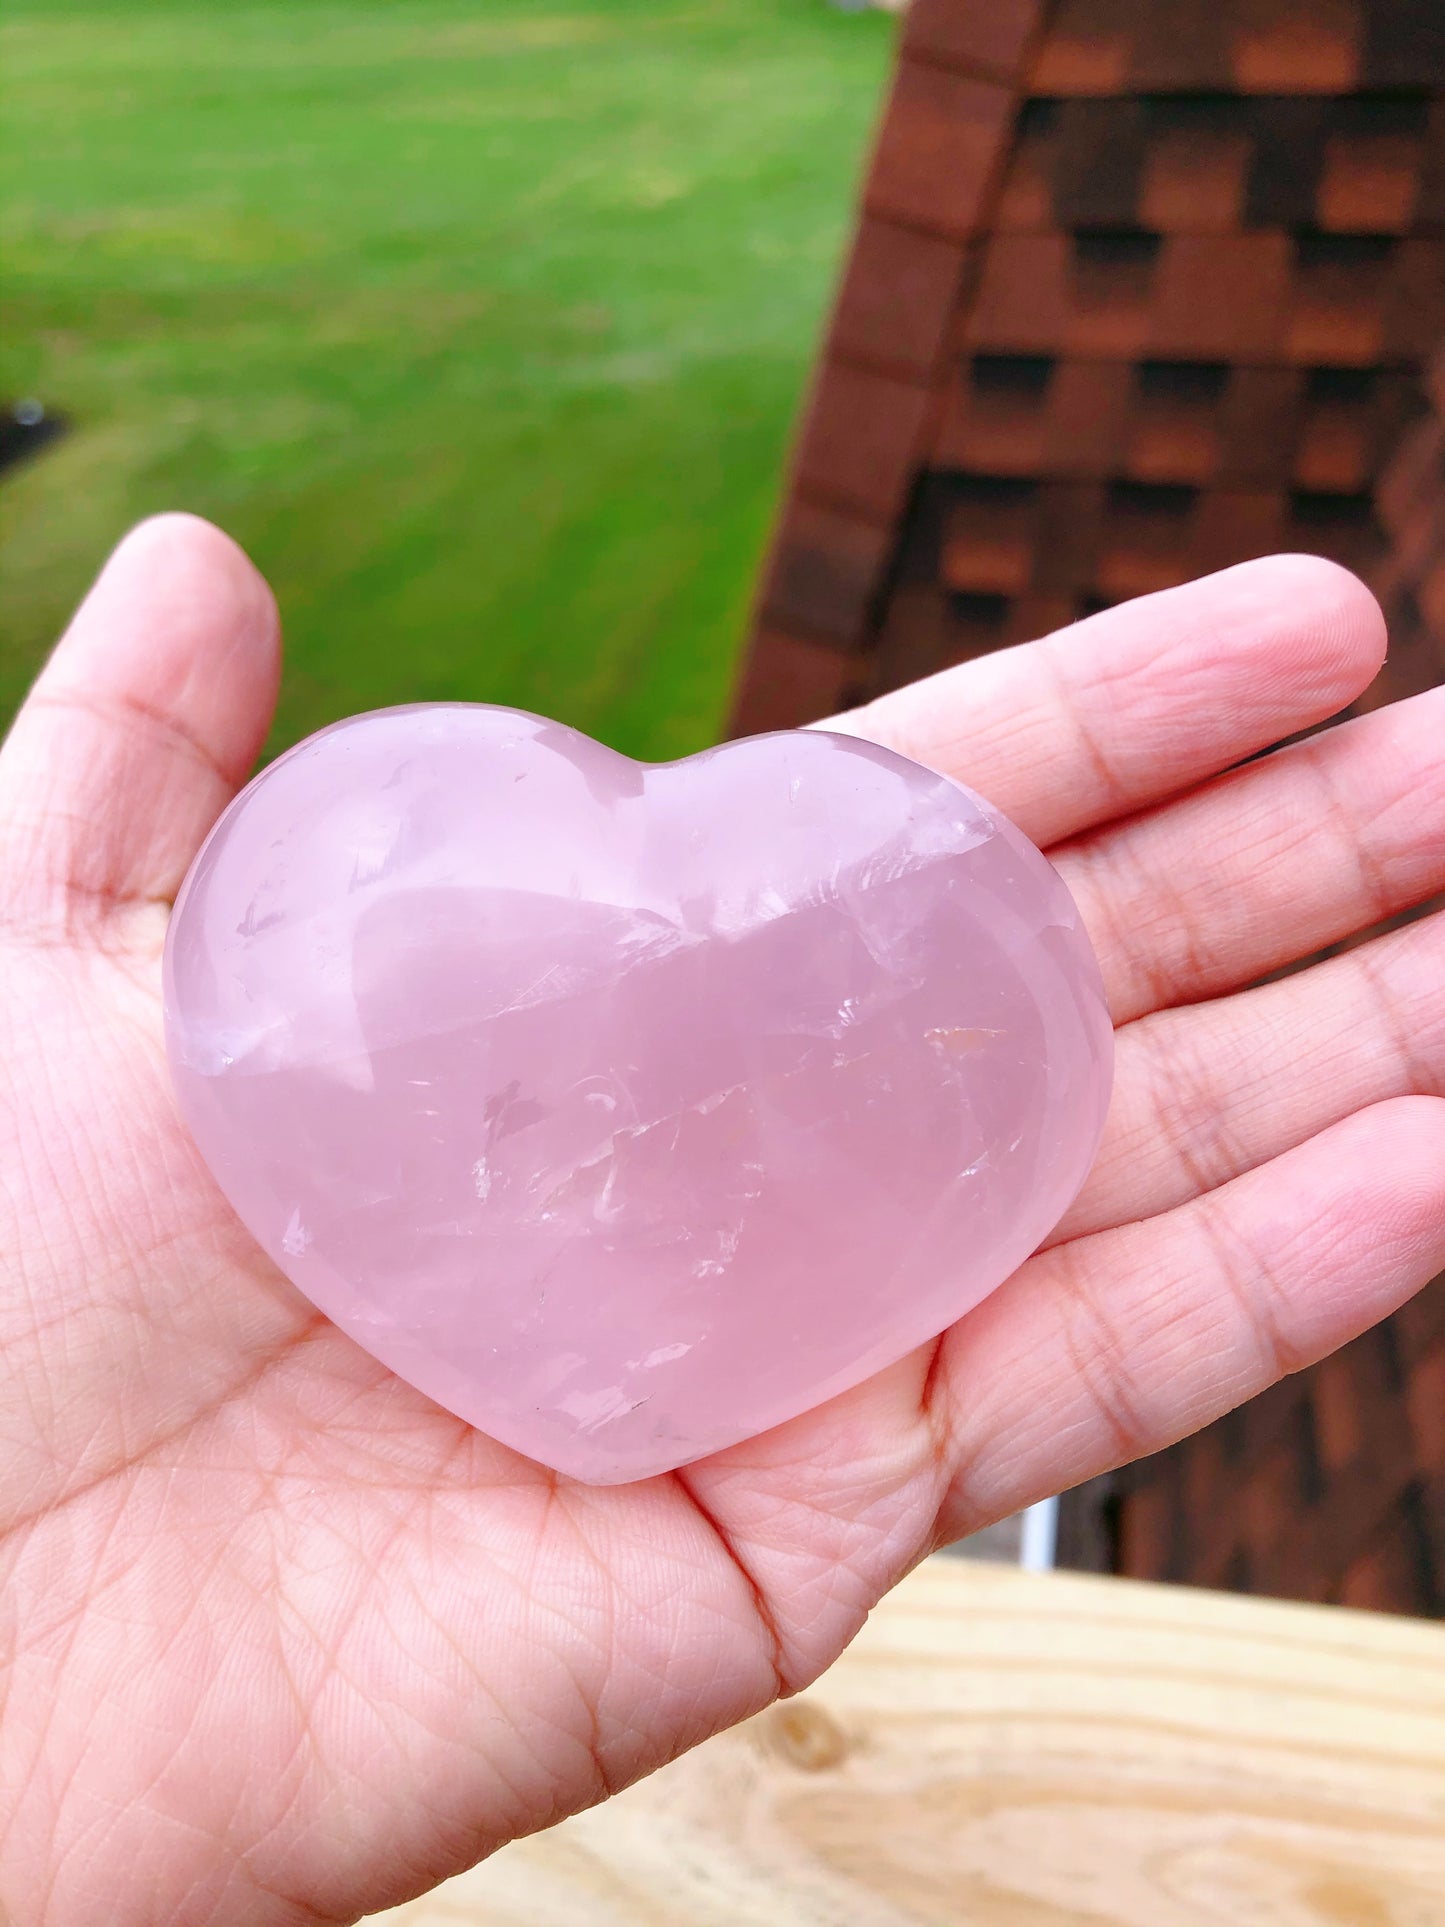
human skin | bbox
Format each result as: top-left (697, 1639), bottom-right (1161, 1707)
top-left (1, 517), bottom-right (1442, 1927)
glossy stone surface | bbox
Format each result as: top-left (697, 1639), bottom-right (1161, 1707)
top-left (164, 706), bottom-right (1112, 1482)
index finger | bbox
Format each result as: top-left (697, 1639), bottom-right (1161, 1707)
top-left (825, 554), bottom-right (1386, 850)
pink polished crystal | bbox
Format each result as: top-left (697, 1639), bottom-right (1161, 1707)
top-left (164, 706), bottom-right (1112, 1482)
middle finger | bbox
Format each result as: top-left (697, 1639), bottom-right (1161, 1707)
top-left (1056, 684), bottom-right (1445, 1025)
top-left (1052, 905), bottom-right (1445, 1246)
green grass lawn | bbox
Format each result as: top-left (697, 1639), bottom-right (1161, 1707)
top-left (0, 0), bottom-right (889, 758)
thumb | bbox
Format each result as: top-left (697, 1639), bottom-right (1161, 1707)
top-left (0, 515), bottom-right (281, 939)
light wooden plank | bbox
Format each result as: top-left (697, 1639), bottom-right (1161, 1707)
top-left (362, 1559), bottom-right (1445, 1927)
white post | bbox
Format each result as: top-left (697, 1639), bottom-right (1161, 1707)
top-left (1019, 1495), bottom-right (1059, 1572)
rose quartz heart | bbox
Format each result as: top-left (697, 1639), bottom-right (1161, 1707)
top-left (164, 705), bottom-right (1112, 1482)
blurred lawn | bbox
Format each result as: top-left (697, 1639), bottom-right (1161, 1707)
top-left (0, 0), bottom-right (889, 758)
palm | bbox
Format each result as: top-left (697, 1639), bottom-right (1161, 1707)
top-left (3, 521), bottom-right (1442, 1927)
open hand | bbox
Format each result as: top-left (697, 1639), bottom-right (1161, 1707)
top-left (2, 518), bottom-right (1441, 1927)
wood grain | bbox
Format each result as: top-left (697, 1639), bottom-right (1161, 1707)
top-left (361, 1559), bottom-right (1445, 1927)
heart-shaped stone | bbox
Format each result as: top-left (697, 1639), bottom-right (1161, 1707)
top-left (164, 705), bottom-right (1112, 1482)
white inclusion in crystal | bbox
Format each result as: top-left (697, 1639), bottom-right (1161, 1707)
top-left (625, 1341), bottom-right (694, 1372)
top-left (691, 1225), bottom-right (741, 1279)
top-left (556, 1384), bottom-right (640, 1431)
top-left (692, 1083), bottom-right (745, 1118)
top-left (594, 1157), bottom-right (622, 1223)
top-left (281, 1208), bottom-right (311, 1256)
top-left (472, 1157), bottom-right (493, 1202)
